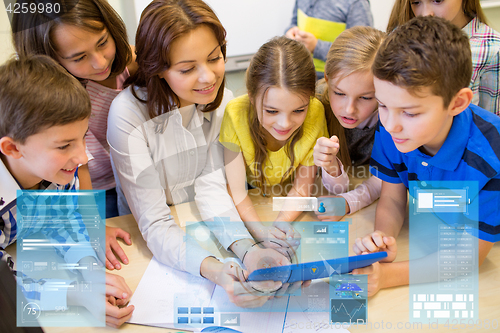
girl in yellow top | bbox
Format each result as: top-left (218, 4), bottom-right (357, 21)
top-left (220, 36), bottom-right (328, 253)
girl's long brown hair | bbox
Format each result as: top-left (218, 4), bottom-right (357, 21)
top-left (320, 26), bottom-right (386, 169)
top-left (386, 0), bottom-right (487, 32)
top-left (12, 0), bottom-right (131, 80)
top-left (126, 0), bottom-right (227, 119)
top-left (246, 36), bottom-right (316, 190)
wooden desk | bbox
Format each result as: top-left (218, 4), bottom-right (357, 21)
top-left (12, 180), bottom-right (500, 333)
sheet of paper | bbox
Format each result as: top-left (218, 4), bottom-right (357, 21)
top-left (283, 281), bottom-right (350, 333)
top-left (208, 284), bottom-right (288, 332)
top-left (129, 260), bottom-right (349, 332)
top-left (128, 257), bottom-right (215, 329)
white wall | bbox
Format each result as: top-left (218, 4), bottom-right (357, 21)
top-left (127, 0), bottom-right (396, 70)
top-left (130, 0), bottom-right (296, 58)
top-left (2, 0), bottom-right (500, 66)
top-left (130, 0), bottom-right (396, 58)
top-left (371, 0), bottom-right (396, 31)
top-left (0, 2), bottom-right (16, 65)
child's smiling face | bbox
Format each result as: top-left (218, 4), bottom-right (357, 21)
top-left (53, 24), bottom-right (116, 82)
top-left (326, 70), bottom-right (378, 129)
top-left (254, 87), bottom-right (309, 149)
top-left (14, 119), bottom-right (89, 188)
top-left (374, 78), bottom-right (458, 156)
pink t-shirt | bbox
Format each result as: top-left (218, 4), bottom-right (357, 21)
top-left (85, 69), bottom-right (129, 190)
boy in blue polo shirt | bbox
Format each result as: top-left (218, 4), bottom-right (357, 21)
top-left (351, 16), bottom-right (500, 296)
top-left (0, 56), bottom-right (134, 327)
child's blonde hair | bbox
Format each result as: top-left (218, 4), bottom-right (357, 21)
top-left (246, 36), bottom-right (316, 189)
top-left (386, 0), bottom-right (487, 32)
top-left (319, 26), bottom-right (385, 168)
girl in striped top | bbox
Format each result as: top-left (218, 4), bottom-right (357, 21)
top-left (12, 0), bottom-right (138, 271)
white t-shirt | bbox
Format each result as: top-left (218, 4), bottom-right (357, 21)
top-left (107, 87), bottom-right (252, 277)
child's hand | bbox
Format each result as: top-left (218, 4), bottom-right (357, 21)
top-left (315, 195), bottom-right (349, 221)
top-left (67, 272), bottom-right (134, 328)
top-left (352, 261), bottom-right (385, 297)
top-left (106, 272), bottom-right (132, 306)
top-left (353, 231), bottom-right (397, 262)
top-left (105, 272), bottom-right (134, 328)
top-left (105, 226), bottom-right (132, 270)
top-left (105, 299), bottom-right (135, 328)
top-left (314, 136), bottom-right (340, 176)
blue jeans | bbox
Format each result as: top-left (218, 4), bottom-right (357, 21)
top-left (105, 188), bottom-right (119, 219)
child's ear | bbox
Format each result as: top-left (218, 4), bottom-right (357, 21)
top-left (0, 137), bottom-right (23, 159)
top-left (448, 88), bottom-right (473, 117)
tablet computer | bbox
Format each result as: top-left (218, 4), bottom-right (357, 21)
top-left (247, 252), bottom-right (387, 283)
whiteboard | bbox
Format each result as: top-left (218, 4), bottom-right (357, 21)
top-left (204, 0), bottom-right (295, 58)
top-left (127, 0), bottom-right (395, 70)
top-left (132, 0), bottom-right (295, 58)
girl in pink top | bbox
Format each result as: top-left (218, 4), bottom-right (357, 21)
top-left (314, 26), bottom-right (386, 220)
top-left (12, 0), bottom-right (137, 293)
top-left (13, 0), bottom-right (137, 221)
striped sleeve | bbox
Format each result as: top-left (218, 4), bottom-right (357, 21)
top-left (37, 194), bottom-right (96, 264)
top-left (15, 273), bottom-right (73, 311)
top-left (476, 36), bottom-right (500, 116)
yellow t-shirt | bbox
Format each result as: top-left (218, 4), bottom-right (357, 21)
top-left (219, 94), bottom-right (327, 186)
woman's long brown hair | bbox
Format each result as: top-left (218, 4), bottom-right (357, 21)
top-left (126, 0), bottom-right (227, 119)
top-left (386, 0), bottom-right (487, 32)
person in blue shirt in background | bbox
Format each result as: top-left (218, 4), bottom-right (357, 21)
top-left (285, 0), bottom-right (373, 79)
top-left (352, 16), bottom-right (500, 296)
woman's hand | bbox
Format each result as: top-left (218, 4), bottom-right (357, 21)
top-left (200, 257), bottom-right (281, 308)
top-left (242, 246), bottom-right (290, 274)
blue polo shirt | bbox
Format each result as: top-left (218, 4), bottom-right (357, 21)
top-left (370, 104), bottom-right (500, 243)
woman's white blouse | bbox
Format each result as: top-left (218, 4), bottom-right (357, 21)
top-left (107, 86), bottom-right (251, 277)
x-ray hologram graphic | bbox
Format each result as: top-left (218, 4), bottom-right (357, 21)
top-left (16, 190), bottom-right (106, 327)
top-left (409, 181), bottom-right (478, 324)
top-left (272, 197), bottom-right (346, 216)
